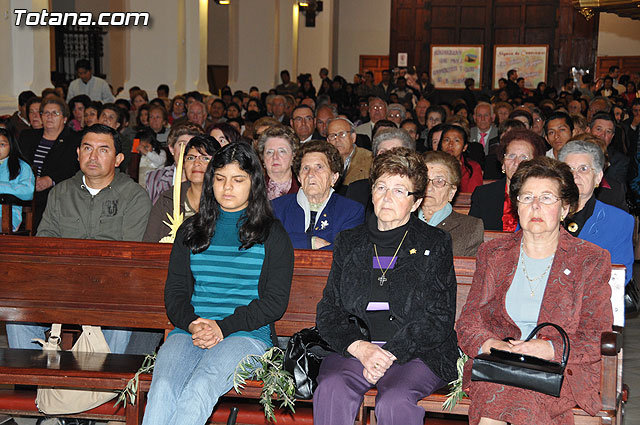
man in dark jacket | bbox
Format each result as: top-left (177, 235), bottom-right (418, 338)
top-left (8, 90), bottom-right (35, 140)
top-left (505, 69), bottom-right (521, 99)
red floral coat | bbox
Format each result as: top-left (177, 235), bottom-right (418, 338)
top-left (456, 228), bottom-right (613, 423)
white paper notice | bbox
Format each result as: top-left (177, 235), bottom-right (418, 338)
top-left (398, 53), bottom-right (408, 67)
top-left (609, 268), bottom-right (625, 327)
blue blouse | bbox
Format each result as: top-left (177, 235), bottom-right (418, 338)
top-left (578, 199), bottom-right (634, 284)
top-left (0, 159), bottom-right (35, 231)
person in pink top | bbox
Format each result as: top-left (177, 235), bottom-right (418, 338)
top-left (440, 124), bottom-right (483, 193)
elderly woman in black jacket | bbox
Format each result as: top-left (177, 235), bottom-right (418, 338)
top-left (313, 147), bottom-right (458, 425)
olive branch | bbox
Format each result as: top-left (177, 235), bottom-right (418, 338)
top-left (232, 346), bottom-right (296, 422)
top-left (442, 351), bottom-right (468, 411)
top-left (114, 352), bottom-right (156, 408)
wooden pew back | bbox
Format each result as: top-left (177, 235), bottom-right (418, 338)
top-left (0, 237), bottom-right (476, 335)
top-left (0, 236), bottom-right (171, 330)
top-left (452, 192), bottom-right (471, 215)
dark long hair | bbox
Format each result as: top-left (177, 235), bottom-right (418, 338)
top-left (0, 128), bottom-right (24, 181)
top-left (438, 124), bottom-right (473, 177)
top-left (182, 141), bottom-right (274, 253)
top-left (184, 135), bottom-right (221, 158)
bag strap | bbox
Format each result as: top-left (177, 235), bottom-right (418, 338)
top-left (49, 323), bottom-right (63, 344)
top-left (49, 324), bottom-right (62, 339)
top-left (32, 323), bottom-right (63, 350)
top-left (524, 322), bottom-right (570, 366)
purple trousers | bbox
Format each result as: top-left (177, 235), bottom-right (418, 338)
top-left (313, 352), bottom-right (445, 425)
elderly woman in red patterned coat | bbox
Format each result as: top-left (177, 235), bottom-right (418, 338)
top-left (456, 156), bottom-right (613, 425)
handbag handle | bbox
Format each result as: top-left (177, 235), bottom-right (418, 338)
top-left (523, 322), bottom-right (570, 367)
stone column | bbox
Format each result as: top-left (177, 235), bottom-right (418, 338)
top-left (227, 0), bottom-right (280, 92)
top-left (0, 0), bottom-right (52, 114)
top-left (125, 0), bottom-right (209, 95)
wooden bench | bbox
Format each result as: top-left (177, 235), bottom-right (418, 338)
top-left (0, 236), bottom-right (322, 424)
top-left (0, 236), bottom-right (171, 424)
top-left (452, 192), bottom-right (471, 215)
top-left (451, 180), bottom-right (497, 215)
top-left (0, 236), bottom-right (625, 424)
top-left (0, 194), bottom-right (34, 236)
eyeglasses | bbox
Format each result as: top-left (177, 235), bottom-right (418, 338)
top-left (292, 116), bottom-right (314, 123)
top-left (517, 193), bottom-right (561, 205)
top-left (371, 105), bottom-right (385, 111)
top-left (504, 153), bottom-right (531, 162)
top-left (568, 164), bottom-right (595, 175)
top-left (185, 154), bottom-right (212, 163)
top-left (388, 113), bottom-right (402, 119)
top-left (41, 110), bottom-right (62, 117)
top-left (264, 147), bottom-right (291, 157)
top-left (327, 130), bottom-right (353, 142)
top-left (373, 183), bottom-right (419, 198)
top-left (427, 177), bottom-right (451, 188)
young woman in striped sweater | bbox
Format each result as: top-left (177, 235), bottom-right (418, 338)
top-left (142, 141), bottom-right (294, 425)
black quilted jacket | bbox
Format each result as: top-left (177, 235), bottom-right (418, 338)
top-left (316, 215), bottom-right (459, 382)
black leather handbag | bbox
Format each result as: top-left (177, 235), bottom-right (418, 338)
top-left (471, 322), bottom-right (570, 397)
top-left (283, 327), bottom-right (334, 400)
top-left (625, 278), bottom-right (639, 318)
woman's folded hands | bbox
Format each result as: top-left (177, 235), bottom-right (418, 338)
top-left (481, 337), bottom-right (554, 361)
top-left (348, 340), bottom-right (397, 384)
top-left (189, 317), bottom-right (224, 349)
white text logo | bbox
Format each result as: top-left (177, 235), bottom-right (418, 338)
top-left (14, 9), bottom-right (150, 26)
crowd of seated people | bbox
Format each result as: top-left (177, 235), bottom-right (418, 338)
top-left (0, 58), bottom-right (638, 425)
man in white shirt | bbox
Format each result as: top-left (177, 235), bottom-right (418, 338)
top-left (66, 59), bottom-right (115, 103)
top-left (315, 104), bottom-right (337, 139)
top-left (271, 95), bottom-right (288, 124)
top-left (291, 105), bottom-right (317, 143)
top-left (469, 102), bottom-right (498, 155)
top-left (544, 111), bottom-right (573, 159)
top-left (355, 97), bottom-right (387, 140)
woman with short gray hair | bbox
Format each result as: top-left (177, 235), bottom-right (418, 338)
top-left (386, 103), bottom-right (406, 126)
top-left (372, 127), bottom-right (415, 155)
top-left (257, 125), bottom-right (300, 200)
top-left (420, 151), bottom-right (483, 256)
top-left (558, 140), bottom-right (604, 173)
top-left (559, 139), bottom-right (633, 284)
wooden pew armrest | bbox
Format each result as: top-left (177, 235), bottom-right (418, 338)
top-left (600, 331), bottom-right (621, 356)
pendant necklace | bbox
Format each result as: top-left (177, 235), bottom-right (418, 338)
top-left (519, 245), bottom-right (553, 297)
top-left (374, 230), bottom-right (408, 286)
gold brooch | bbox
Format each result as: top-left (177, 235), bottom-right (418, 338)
top-left (568, 222), bottom-right (579, 233)
top-left (409, 248), bottom-right (417, 254)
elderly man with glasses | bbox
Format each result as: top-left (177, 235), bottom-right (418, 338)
top-left (327, 117), bottom-right (373, 186)
top-left (356, 97), bottom-right (388, 140)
